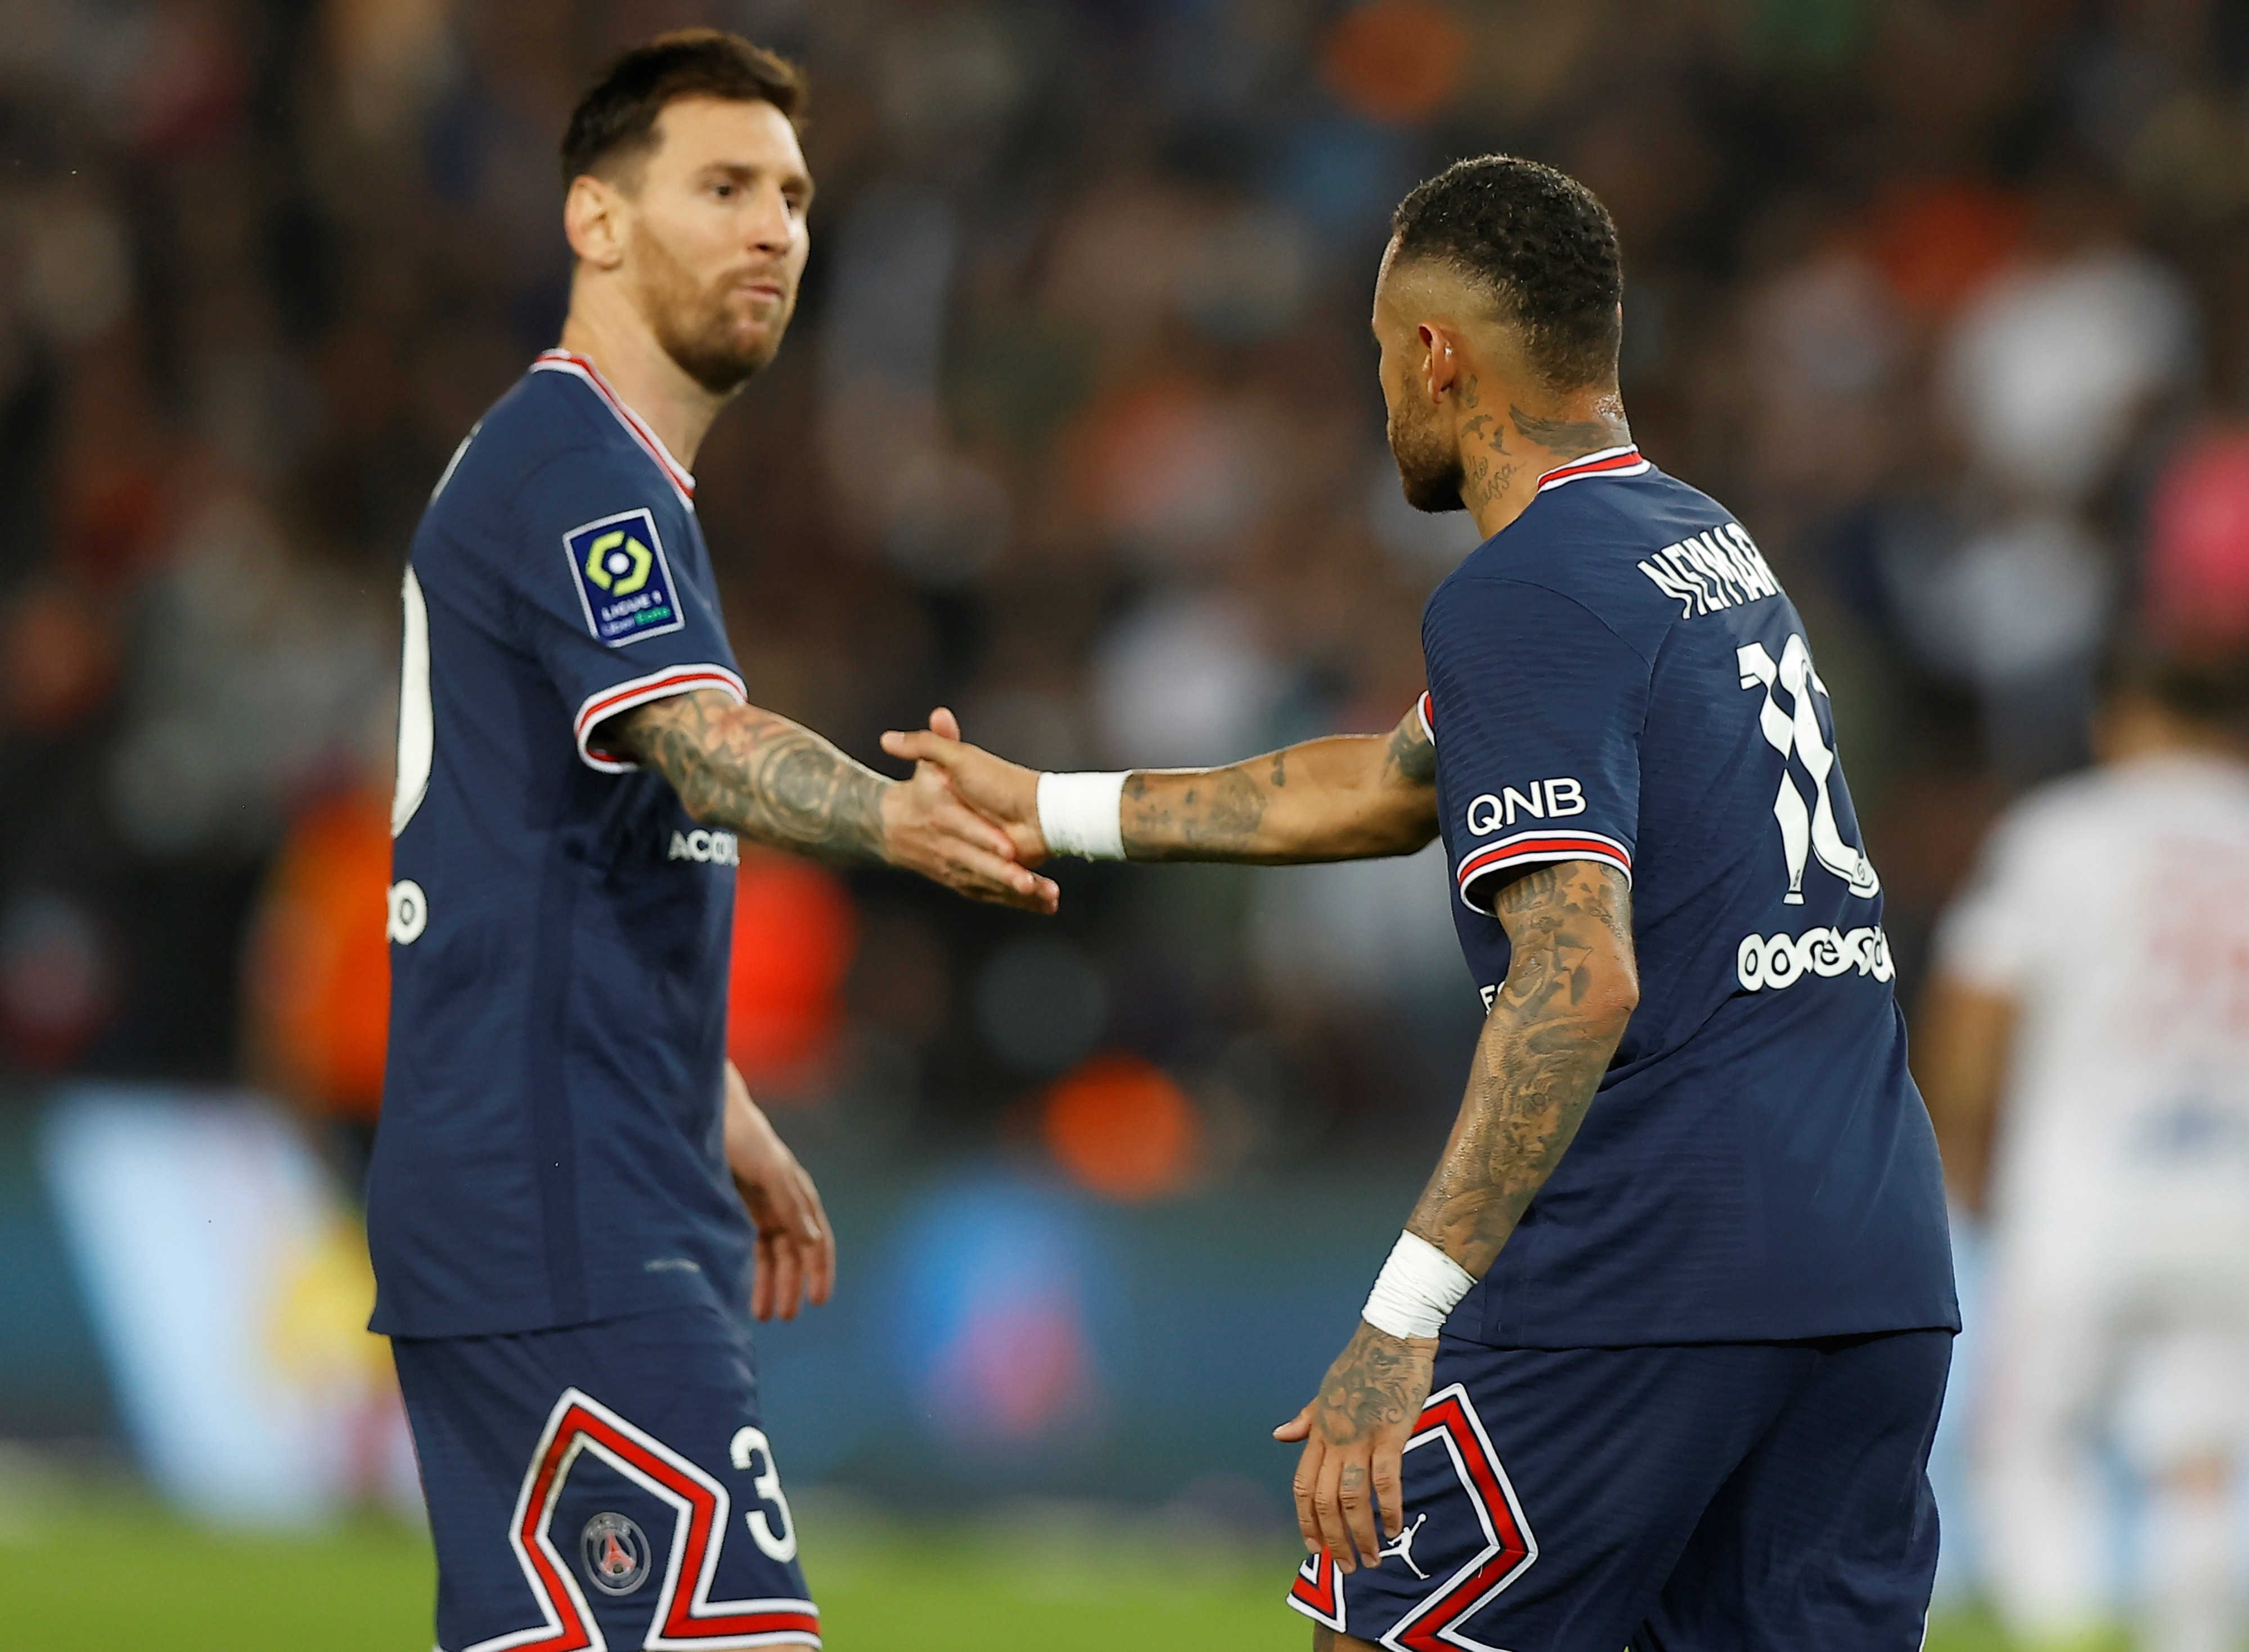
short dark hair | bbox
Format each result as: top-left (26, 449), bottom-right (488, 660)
top-left (560, 29), bottom-right (805, 191)
top-left (2100, 631), bottom-right (2249, 730)
top-left (1390, 156), bottom-right (1623, 390)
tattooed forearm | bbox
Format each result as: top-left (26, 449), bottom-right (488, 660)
top-left (1384, 706), bottom-right (1437, 787)
top-left (603, 689), bottom-right (890, 865)
top-left (1117, 708), bottom-right (1439, 863)
top-left (1119, 766), bottom-right (1270, 859)
top-left (1406, 860), bottom-right (1637, 1275)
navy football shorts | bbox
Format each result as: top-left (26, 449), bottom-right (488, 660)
top-left (392, 1301), bottom-right (818, 1651)
top-left (1288, 1328), bottom-right (1951, 1651)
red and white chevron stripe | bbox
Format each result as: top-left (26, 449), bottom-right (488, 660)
top-left (461, 1386), bottom-right (817, 1652)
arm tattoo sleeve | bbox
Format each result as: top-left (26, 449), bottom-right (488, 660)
top-left (1118, 767), bottom-right (1269, 860)
top-left (1406, 860), bottom-right (1637, 1276)
top-left (1116, 707), bottom-right (1438, 862)
top-left (603, 690), bottom-right (891, 866)
top-left (1384, 706), bottom-right (1437, 788)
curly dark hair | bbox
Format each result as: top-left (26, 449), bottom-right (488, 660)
top-left (1390, 156), bottom-right (1623, 390)
top-left (561, 29), bottom-right (805, 191)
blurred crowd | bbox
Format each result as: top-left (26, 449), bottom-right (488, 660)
top-left (4, 0), bottom-right (2249, 1189)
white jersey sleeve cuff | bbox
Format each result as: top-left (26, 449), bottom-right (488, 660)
top-left (1456, 829), bottom-right (1634, 911)
top-left (573, 664), bottom-right (747, 772)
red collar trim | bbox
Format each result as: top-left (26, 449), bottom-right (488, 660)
top-left (530, 350), bottom-right (696, 504)
top-left (1533, 445), bottom-right (1649, 494)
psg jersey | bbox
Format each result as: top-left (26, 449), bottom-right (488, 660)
top-left (1420, 446), bottom-right (1958, 1347)
top-left (368, 351), bottom-right (755, 1338)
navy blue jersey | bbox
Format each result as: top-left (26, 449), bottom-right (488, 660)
top-left (369, 350), bottom-right (755, 1339)
top-left (1422, 446), bottom-right (1957, 1347)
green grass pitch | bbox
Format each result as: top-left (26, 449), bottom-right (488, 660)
top-left (6, 1483), bottom-right (2014, 1651)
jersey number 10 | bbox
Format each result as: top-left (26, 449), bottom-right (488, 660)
top-left (1737, 634), bottom-right (1879, 905)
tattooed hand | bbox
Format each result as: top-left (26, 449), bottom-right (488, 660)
top-left (1273, 1321), bottom-right (1438, 1572)
top-left (603, 690), bottom-right (1059, 913)
top-left (878, 708), bottom-right (1049, 865)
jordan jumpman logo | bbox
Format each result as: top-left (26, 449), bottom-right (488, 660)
top-left (1379, 1511), bottom-right (1431, 1579)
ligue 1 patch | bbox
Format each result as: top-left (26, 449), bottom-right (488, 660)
top-left (564, 508), bottom-right (686, 647)
top-left (581, 1510), bottom-right (651, 1595)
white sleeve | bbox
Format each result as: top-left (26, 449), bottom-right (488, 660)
top-left (1930, 808), bottom-right (2058, 995)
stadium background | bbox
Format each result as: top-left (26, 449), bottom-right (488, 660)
top-left (2, 0), bottom-right (2247, 1646)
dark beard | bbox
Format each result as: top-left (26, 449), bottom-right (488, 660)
top-left (1392, 417), bottom-right (1465, 513)
top-left (638, 235), bottom-right (782, 396)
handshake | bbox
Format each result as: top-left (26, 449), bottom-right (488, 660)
top-left (869, 702), bottom-right (1442, 914)
top-left (870, 707), bottom-right (1093, 917)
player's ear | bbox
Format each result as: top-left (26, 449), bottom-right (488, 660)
top-left (564, 173), bottom-right (629, 272)
top-left (1420, 323), bottom-right (1461, 405)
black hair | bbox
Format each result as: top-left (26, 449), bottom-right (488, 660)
top-left (2099, 631), bottom-right (2249, 730)
top-left (1390, 156), bottom-right (1624, 389)
top-left (560, 29), bottom-right (805, 191)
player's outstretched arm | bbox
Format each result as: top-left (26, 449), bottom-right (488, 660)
top-left (878, 703), bottom-right (1439, 866)
top-left (1277, 859), bottom-right (1637, 1575)
top-left (600, 689), bottom-right (1059, 913)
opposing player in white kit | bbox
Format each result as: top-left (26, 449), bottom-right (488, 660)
top-left (1922, 647), bottom-right (2249, 1652)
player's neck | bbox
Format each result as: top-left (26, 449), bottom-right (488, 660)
top-left (1461, 387), bottom-right (1631, 540)
top-left (557, 294), bottom-right (727, 472)
top-left (2096, 701), bottom-right (2244, 766)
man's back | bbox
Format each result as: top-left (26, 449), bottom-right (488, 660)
top-left (1940, 750), bottom-right (2249, 1237)
top-left (1424, 452), bottom-right (1958, 1346)
top-left (371, 351), bottom-right (754, 1339)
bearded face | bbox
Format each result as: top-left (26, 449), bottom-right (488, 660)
top-left (1389, 386), bottom-right (1466, 514)
top-left (633, 218), bottom-right (793, 396)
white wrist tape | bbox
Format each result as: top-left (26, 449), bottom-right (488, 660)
top-left (1361, 1231), bottom-right (1476, 1340)
top-left (1036, 770), bottom-right (1128, 860)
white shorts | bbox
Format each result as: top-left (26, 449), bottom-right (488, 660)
top-left (1982, 1209), bottom-right (2249, 1470)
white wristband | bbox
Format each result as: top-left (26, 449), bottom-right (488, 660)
top-left (1036, 770), bottom-right (1128, 860)
top-left (1361, 1231), bottom-right (1476, 1340)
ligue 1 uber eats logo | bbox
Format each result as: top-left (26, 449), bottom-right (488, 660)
top-left (566, 508), bottom-right (684, 646)
top-left (585, 527), bottom-right (652, 595)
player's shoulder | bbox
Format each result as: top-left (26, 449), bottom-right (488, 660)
top-left (1433, 453), bottom-right (1764, 662)
top-left (432, 363), bottom-right (641, 508)
top-left (2094, 751), bottom-right (2249, 841)
top-left (1977, 764), bottom-right (2154, 869)
top-left (418, 359), bottom-right (696, 580)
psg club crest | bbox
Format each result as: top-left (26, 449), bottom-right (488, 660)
top-left (581, 1510), bottom-right (652, 1596)
top-left (563, 508), bottom-right (685, 646)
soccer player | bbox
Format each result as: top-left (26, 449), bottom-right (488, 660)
top-left (371, 33), bottom-right (1053, 1652)
top-left (886, 156), bottom-right (1959, 1649)
top-left (1920, 647), bottom-right (2249, 1652)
